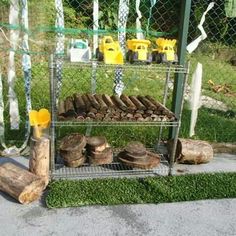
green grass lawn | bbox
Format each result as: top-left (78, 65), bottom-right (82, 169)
top-left (46, 172), bottom-right (236, 208)
top-left (188, 52), bottom-right (236, 111)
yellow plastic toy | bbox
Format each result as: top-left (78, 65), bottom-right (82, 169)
top-left (126, 39), bottom-right (152, 64)
top-left (96, 36), bottom-right (124, 65)
top-left (29, 109), bottom-right (51, 139)
top-left (152, 38), bottom-right (178, 64)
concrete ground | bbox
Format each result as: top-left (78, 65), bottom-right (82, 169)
top-left (0, 153), bottom-right (236, 236)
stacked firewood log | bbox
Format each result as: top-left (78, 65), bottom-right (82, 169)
top-left (60, 133), bottom-right (87, 167)
top-left (86, 136), bottom-right (113, 165)
top-left (58, 93), bottom-right (176, 122)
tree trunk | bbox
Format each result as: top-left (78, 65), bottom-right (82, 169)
top-left (167, 138), bottom-right (214, 164)
top-left (0, 163), bottom-right (45, 204)
top-left (29, 136), bottom-right (50, 186)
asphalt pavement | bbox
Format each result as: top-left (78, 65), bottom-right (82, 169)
top-left (0, 154), bottom-right (236, 236)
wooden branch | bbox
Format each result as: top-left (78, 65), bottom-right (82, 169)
top-left (64, 96), bottom-right (77, 117)
top-left (81, 94), bottom-right (92, 112)
top-left (94, 94), bottom-right (108, 112)
top-left (58, 100), bottom-right (66, 116)
top-left (146, 95), bottom-right (175, 117)
top-left (129, 96), bottom-right (146, 110)
top-left (137, 96), bottom-right (156, 110)
top-left (120, 94), bottom-right (136, 112)
top-left (111, 95), bottom-right (127, 111)
top-left (73, 93), bottom-right (86, 113)
top-left (102, 94), bottom-right (115, 108)
top-left (86, 94), bottom-right (100, 110)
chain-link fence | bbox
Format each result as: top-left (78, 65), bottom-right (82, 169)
top-left (0, 0), bottom-right (235, 150)
top-left (184, 0), bottom-right (236, 143)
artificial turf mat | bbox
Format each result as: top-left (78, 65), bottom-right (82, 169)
top-left (46, 172), bottom-right (236, 208)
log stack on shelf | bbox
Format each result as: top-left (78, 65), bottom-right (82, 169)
top-left (118, 141), bottom-right (161, 169)
top-left (58, 93), bottom-right (176, 122)
top-left (86, 136), bottom-right (113, 165)
top-left (59, 133), bottom-right (87, 167)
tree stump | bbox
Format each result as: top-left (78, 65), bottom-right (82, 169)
top-left (0, 163), bottom-right (45, 204)
top-left (29, 136), bottom-right (50, 186)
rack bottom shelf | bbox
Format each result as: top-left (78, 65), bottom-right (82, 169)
top-left (51, 155), bottom-right (169, 179)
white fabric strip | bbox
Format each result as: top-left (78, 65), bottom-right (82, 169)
top-left (187, 2), bottom-right (215, 54)
top-left (8, 0), bottom-right (20, 130)
top-left (20, 0), bottom-right (32, 152)
top-left (55, 0), bottom-right (65, 103)
top-left (93, 0), bottom-right (99, 57)
top-left (0, 67), bottom-right (7, 149)
top-left (189, 63), bottom-right (202, 137)
top-left (118, 0), bottom-right (129, 56)
top-left (136, 0), bottom-right (144, 39)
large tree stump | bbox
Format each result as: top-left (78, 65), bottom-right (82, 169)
top-left (167, 138), bottom-right (214, 164)
top-left (0, 163), bottom-right (46, 204)
top-left (29, 136), bottom-right (50, 186)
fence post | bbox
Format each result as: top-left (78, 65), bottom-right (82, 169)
top-left (170, 0), bottom-right (192, 138)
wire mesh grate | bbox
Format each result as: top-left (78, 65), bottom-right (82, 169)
top-left (52, 155), bottom-right (169, 180)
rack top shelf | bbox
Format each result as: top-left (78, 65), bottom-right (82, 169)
top-left (52, 60), bottom-right (188, 73)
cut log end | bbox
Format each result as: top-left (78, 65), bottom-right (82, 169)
top-left (19, 179), bottom-right (45, 204)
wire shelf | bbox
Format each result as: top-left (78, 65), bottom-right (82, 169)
top-left (51, 155), bottom-right (169, 179)
top-left (53, 60), bottom-right (187, 74)
top-left (53, 120), bottom-right (179, 127)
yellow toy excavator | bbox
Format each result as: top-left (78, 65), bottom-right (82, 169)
top-left (152, 38), bottom-right (178, 64)
top-left (126, 39), bottom-right (152, 64)
top-left (96, 36), bottom-right (124, 65)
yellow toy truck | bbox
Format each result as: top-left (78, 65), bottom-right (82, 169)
top-left (152, 38), bottom-right (178, 64)
top-left (96, 36), bottom-right (124, 64)
top-left (126, 39), bottom-right (152, 64)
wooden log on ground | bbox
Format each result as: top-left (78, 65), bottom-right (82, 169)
top-left (120, 94), bottom-right (136, 111)
top-left (86, 94), bottom-right (100, 110)
top-left (29, 137), bottom-right (50, 186)
top-left (64, 96), bottom-right (77, 117)
top-left (129, 96), bottom-right (146, 110)
top-left (0, 163), bottom-right (46, 204)
top-left (94, 94), bottom-right (108, 112)
top-left (102, 94), bottom-right (115, 108)
top-left (111, 95), bottom-right (127, 111)
top-left (73, 93), bottom-right (86, 113)
top-left (58, 100), bottom-right (66, 117)
top-left (167, 138), bottom-right (214, 164)
top-left (137, 96), bottom-right (156, 110)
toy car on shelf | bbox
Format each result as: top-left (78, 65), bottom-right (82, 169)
top-left (152, 38), bottom-right (178, 64)
top-left (67, 39), bottom-right (91, 62)
top-left (126, 39), bottom-right (152, 64)
top-left (96, 36), bottom-right (124, 65)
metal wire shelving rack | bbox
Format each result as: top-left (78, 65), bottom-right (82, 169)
top-left (49, 56), bottom-right (189, 179)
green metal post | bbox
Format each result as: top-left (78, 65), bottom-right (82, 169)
top-left (171, 0), bottom-right (192, 138)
